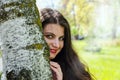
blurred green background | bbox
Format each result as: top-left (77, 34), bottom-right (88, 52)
top-left (73, 40), bottom-right (120, 80)
top-left (39, 0), bottom-right (120, 80)
top-left (36, 0), bottom-right (120, 79)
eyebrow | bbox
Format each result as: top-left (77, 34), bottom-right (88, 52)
top-left (43, 32), bottom-right (55, 35)
top-left (43, 32), bottom-right (64, 37)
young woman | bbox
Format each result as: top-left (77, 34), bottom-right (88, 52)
top-left (40, 8), bottom-right (93, 80)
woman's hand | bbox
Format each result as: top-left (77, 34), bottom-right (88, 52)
top-left (50, 61), bottom-right (63, 80)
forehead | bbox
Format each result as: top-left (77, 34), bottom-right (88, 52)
top-left (43, 24), bottom-right (64, 35)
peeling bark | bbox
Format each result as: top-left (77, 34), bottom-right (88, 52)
top-left (0, 0), bottom-right (52, 80)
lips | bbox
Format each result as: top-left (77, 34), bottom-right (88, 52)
top-left (50, 49), bottom-right (57, 54)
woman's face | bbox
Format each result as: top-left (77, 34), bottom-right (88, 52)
top-left (43, 23), bottom-right (64, 59)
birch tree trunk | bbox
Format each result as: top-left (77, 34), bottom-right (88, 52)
top-left (0, 0), bottom-right (52, 80)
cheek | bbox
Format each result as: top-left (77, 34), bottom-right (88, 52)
top-left (44, 37), bottom-right (50, 45)
top-left (44, 37), bottom-right (53, 48)
top-left (60, 42), bottom-right (64, 49)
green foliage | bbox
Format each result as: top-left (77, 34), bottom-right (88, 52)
top-left (73, 40), bottom-right (120, 80)
top-left (71, 26), bottom-right (78, 36)
top-left (0, 50), bottom-right (1, 57)
top-left (0, 72), bottom-right (2, 79)
top-left (60, 0), bottom-right (95, 37)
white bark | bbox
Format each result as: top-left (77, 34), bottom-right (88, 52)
top-left (0, 0), bottom-right (52, 80)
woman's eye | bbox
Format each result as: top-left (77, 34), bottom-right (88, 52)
top-left (59, 37), bottom-right (64, 41)
top-left (45, 35), bottom-right (53, 39)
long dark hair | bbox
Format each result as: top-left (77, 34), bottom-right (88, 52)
top-left (40, 8), bottom-right (92, 80)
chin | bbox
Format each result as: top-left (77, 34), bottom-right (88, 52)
top-left (49, 57), bottom-right (55, 60)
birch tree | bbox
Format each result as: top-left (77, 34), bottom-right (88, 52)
top-left (0, 0), bottom-right (52, 80)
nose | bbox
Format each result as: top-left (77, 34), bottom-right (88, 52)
top-left (53, 39), bottom-right (60, 48)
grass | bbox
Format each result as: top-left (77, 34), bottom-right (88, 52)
top-left (73, 40), bottom-right (120, 80)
